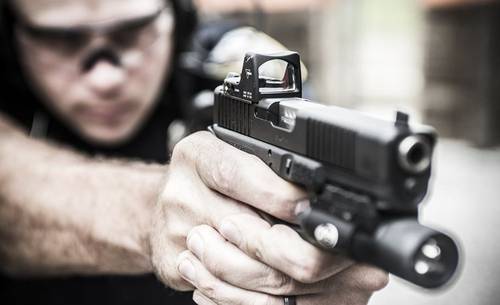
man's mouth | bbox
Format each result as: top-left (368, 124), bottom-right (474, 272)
top-left (78, 102), bottom-right (136, 127)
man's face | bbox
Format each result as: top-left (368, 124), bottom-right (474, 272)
top-left (14, 0), bottom-right (174, 145)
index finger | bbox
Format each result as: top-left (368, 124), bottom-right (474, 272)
top-left (218, 213), bottom-right (354, 284)
top-left (188, 131), bottom-right (306, 222)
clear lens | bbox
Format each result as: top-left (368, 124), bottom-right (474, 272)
top-left (17, 5), bottom-right (174, 71)
top-left (258, 59), bottom-right (297, 94)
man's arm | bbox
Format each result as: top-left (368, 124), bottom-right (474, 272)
top-left (0, 113), bottom-right (161, 276)
top-left (0, 112), bottom-right (387, 305)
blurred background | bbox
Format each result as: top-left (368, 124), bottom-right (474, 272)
top-left (195, 0), bottom-right (500, 304)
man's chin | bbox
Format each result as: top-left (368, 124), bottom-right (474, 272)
top-left (77, 125), bottom-right (140, 147)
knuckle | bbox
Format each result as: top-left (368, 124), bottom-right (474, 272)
top-left (269, 224), bottom-right (292, 236)
top-left (272, 193), bottom-right (305, 221)
top-left (264, 270), bottom-right (296, 295)
top-left (252, 232), bottom-right (268, 261)
top-left (258, 191), bottom-right (284, 214)
top-left (171, 137), bottom-right (194, 163)
top-left (206, 260), bottom-right (228, 280)
top-left (211, 156), bottom-right (239, 195)
top-left (198, 279), bottom-right (221, 300)
top-left (189, 224), bottom-right (210, 238)
top-left (171, 132), bottom-right (208, 164)
top-left (292, 256), bottom-right (323, 284)
top-left (266, 225), bottom-right (324, 284)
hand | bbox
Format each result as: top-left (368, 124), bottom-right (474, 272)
top-left (149, 131), bottom-right (305, 290)
top-left (150, 130), bottom-right (388, 304)
top-left (177, 214), bottom-right (389, 305)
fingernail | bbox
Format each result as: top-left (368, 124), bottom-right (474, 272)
top-left (193, 290), bottom-right (214, 305)
top-left (294, 199), bottom-right (311, 216)
top-left (178, 258), bottom-right (196, 282)
top-left (187, 233), bottom-right (204, 258)
top-left (219, 220), bottom-right (240, 244)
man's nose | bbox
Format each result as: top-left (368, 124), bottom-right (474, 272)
top-left (85, 60), bottom-right (126, 98)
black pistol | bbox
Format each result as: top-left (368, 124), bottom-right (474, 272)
top-left (210, 51), bottom-right (459, 289)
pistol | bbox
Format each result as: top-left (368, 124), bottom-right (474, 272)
top-left (210, 52), bottom-right (459, 288)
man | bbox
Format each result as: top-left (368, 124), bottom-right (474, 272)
top-left (0, 0), bottom-right (388, 304)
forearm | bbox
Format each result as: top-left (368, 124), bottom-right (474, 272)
top-left (0, 113), bottom-right (165, 277)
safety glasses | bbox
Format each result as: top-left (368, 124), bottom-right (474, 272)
top-left (15, 4), bottom-right (174, 71)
